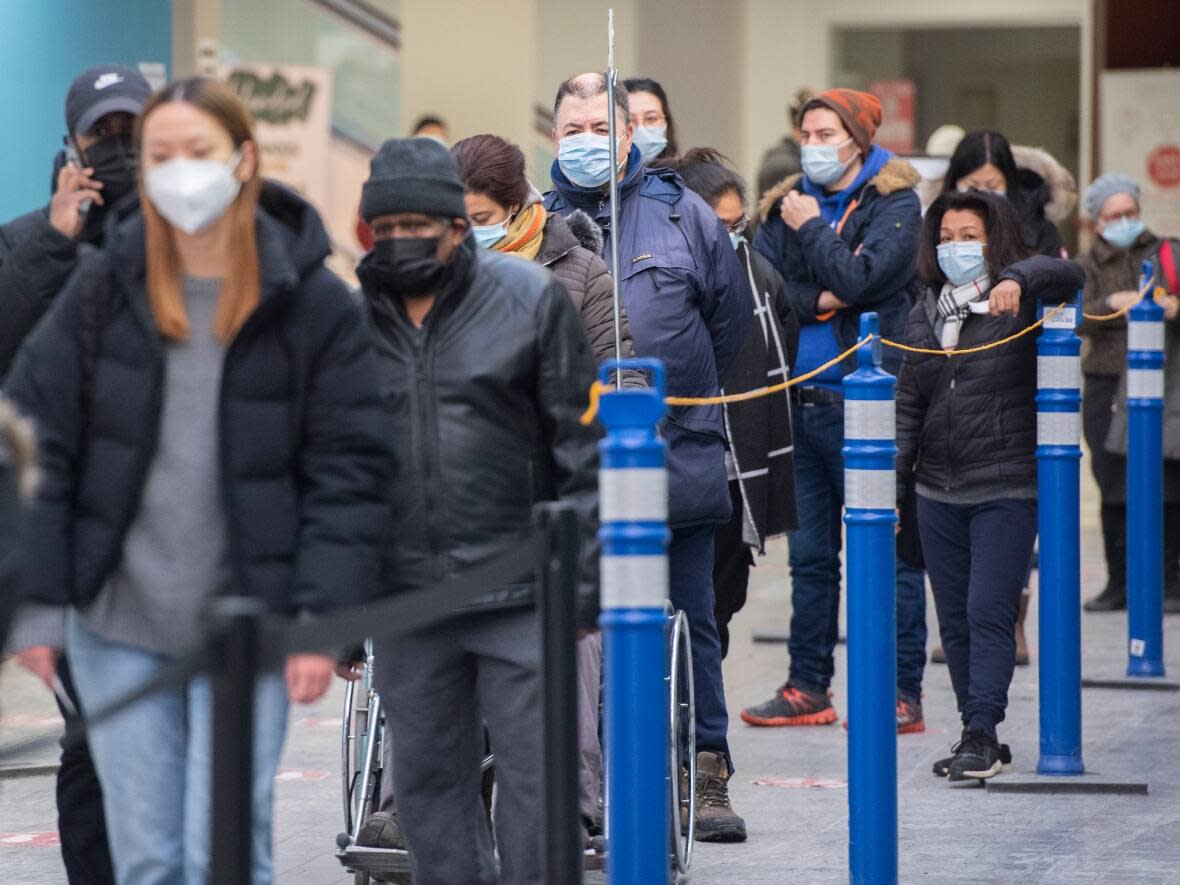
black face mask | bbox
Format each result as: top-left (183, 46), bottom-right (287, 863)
top-left (357, 236), bottom-right (447, 300)
top-left (80, 133), bottom-right (138, 205)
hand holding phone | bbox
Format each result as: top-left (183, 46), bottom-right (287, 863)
top-left (49, 149), bottom-right (104, 239)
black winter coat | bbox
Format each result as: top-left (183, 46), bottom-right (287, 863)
top-left (5, 184), bottom-right (395, 615)
top-left (364, 240), bottom-right (600, 628)
top-left (896, 255), bottom-right (1085, 498)
top-left (0, 208), bottom-right (80, 380)
top-left (723, 243), bottom-right (799, 547)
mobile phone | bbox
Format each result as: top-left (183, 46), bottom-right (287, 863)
top-left (64, 144), bottom-right (92, 215)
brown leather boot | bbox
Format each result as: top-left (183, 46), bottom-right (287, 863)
top-left (694, 751), bottom-right (747, 843)
top-left (1015, 591), bottom-right (1030, 666)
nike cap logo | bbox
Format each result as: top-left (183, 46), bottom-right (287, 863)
top-left (94, 73), bottom-right (125, 90)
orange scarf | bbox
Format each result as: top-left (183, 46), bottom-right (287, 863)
top-left (496, 203), bottom-right (547, 261)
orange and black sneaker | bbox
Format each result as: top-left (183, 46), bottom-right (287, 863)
top-left (896, 694), bottom-right (926, 734)
top-left (741, 682), bottom-right (838, 727)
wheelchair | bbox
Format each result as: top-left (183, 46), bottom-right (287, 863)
top-left (335, 609), bottom-right (697, 883)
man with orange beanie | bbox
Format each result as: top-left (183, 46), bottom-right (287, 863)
top-left (743, 89), bottom-right (928, 732)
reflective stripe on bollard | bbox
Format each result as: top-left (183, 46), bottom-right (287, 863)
top-left (597, 358), bottom-right (671, 885)
top-left (1036, 292), bottom-right (1086, 776)
top-left (1126, 261), bottom-right (1167, 678)
top-left (842, 312), bottom-right (898, 885)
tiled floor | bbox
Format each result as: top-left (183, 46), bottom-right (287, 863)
top-left (3, 467), bottom-right (1178, 883)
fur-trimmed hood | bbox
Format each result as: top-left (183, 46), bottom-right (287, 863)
top-left (1011, 144), bottom-right (1077, 224)
top-left (759, 156), bottom-right (922, 221)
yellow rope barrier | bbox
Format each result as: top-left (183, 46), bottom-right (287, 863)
top-left (1080, 284), bottom-right (1162, 322)
top-left (579, 288), bottom-right (1161, 426)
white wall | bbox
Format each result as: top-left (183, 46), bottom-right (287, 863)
top-left (741, 0), bottom-right (1092, 191)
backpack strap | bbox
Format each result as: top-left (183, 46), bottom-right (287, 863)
top-left (1158, 238), bottom-right (1180, 295)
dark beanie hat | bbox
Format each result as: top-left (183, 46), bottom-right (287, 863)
top-left (800, 89), bottom-right (883, 157)
top-left (361, 137), bottom-right (467, 222)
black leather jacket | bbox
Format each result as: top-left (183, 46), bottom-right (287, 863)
top-left (364, 239), bottom-right (600, 628)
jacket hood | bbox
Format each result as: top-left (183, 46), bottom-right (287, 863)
top-left (537, 210), bottom-right (601, 267)
top-left (759, 155), bottom-right (921, 221)
top-left (106, 180), bottom-right (333, 294)
top-left (1012, 145), bottom-right (1077, 224)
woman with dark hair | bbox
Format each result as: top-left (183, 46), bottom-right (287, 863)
top-left (668, 148), bottom-right (799, 657)
top-left (942, 130), bottom-right (1068, 258)
top-left (623, 77), bottom-right (678, 164)
top-left (451, 133), bottom-right (639, 372)
top-left (897, 190), bottom-right (1083, 782)
top-left (5, 77), bottom-right (393, 881)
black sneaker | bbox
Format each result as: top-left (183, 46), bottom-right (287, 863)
top-left (933, 730), bottom-right (1011, 777)
top-left (1084, 584), bottom-right (1126, 612)
top-left (947, 729), bottom-right (1005, 781)
top-left (356, 811), bottom-right (406, 850)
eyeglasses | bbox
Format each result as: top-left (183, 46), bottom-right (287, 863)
top-left (726, 215), bottom-right (749, 236)
top-left (630, 112), bottom-right (666, 128)
top-left (1100, 208), bottom-right (1140, 223)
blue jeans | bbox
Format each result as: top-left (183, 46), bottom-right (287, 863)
top-left (786, 401), bottom-right (927, 697)
top-left (916, 496), bottom-right (1037, 736)
top-left (66, 615), bottom-right (289, 885)
top-left (670, 524), bottom-right (731, 764)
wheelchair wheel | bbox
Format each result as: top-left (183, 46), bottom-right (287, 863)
top-left (668, 610), bottom-right (696, 874)
top-left (342, 641), bottom-right (382, 839)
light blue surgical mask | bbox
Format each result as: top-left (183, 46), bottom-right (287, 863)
top-left (633, 125), bottom-right (668, 163)
top-left (472, 219), bottom-right (509, 249)
top-left (729, 230), bottom-right (744, 251)
top-left (937, 241), bottom-right (988, 286)
top-left (558, 133), bottom-right (623, 188)
top-left (801, 137), bottom-right (856, 187)
top-left (1101, 216), bottom-right (1146, 250)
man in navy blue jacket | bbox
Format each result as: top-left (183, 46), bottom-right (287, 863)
top-left (545, 72), bottom-right (750, 842)
top-left (743, 89), bottom-right (929, 734)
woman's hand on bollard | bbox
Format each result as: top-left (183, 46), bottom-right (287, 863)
top-left (286, 653), bottom-right (336, 704)
top-left (989, 279), bottom-right (1022, 317)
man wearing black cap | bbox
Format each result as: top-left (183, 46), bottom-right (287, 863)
top-left (1, 62), bottom-right (151, 885)
top-left (0, 64), bottom-right (150, 377)
top-left (352, 136), bottom-right (599, 884)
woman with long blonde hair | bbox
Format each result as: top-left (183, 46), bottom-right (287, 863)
top-left (5, 77), bottom-right (393, 884)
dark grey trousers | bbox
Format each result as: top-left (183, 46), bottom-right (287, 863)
top-left (374, 607), bottom-right (541, 885)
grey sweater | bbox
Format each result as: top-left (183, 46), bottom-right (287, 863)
top-left (80, 276), bottom-right (229, 654)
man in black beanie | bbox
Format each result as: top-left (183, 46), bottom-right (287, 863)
top-left (352, 137), bottom-right (600, 885)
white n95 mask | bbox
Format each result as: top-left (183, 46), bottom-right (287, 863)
top-left (144, 152), bottom-right (243, 234)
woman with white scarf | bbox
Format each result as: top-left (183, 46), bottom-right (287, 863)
top-left (896, 190), bottom-right (1082, 784)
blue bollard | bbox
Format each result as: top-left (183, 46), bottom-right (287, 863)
top-left (597, 358), bottom-right (670, 885)
top-left (1035, 291), bottom-right (1085, 775)
top-left (842, 312), bottom-right (898, 885)
top-left (1126, 261), bottom-right (1166, 678)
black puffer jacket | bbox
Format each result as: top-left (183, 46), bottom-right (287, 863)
top-left (364, 239), bottom-right (600, 627)
top-left (896, 255), bottom-right (1085, 497)
top-left (0, 208), bottom-right (80, 379)
top-left (5, 183), bottom-right (395, 614)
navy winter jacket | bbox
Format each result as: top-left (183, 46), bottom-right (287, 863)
top-left (545, 146), bottom-right (751, 528)
top-left (754, 153), bottom-right (923, 376)
top-left (5, 183), bottom-right (395, 615)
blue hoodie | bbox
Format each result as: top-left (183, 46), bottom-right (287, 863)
top-left (793, 146), bottom-right (893, 389)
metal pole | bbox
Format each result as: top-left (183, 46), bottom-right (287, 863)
top-left (1035, 292), bottom-right (1086, 775)
top-left (538, 501), bottom-right (584, 885)
top-left (1126, 260), bottom-right (1166, 678)
top-left (599, 357), bottom-right (670, 885)
top-left (210, 597), bottom-right (265, 885)
top-left (841, 313), bottom-right (898, 885)
top-left (605, 8), bottom-right (624, 387)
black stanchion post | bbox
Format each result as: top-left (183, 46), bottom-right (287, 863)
top-left (537, 502), bottom-right (583, 885)
top-left (210, 597), bottom-right (265, 885)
